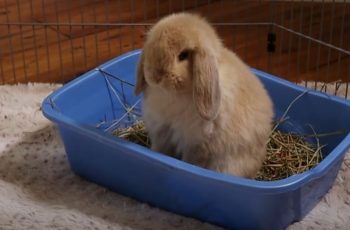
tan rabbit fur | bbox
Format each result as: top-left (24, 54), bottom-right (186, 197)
top-left (135, 13), bottom-right (273, 178)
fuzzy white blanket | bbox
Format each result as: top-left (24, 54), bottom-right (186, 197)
top-left (0, 83), bottom-right (349, 230)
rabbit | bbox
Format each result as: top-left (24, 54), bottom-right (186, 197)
top-left (134, 13), bottom-right (273, 179)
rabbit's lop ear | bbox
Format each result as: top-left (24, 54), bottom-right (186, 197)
top-left (192, 47), bottom-right (221, 121)
top-left (134, 51), bottom-right (147, 95)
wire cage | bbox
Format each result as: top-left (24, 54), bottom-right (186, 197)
top-left (0, 0), bottom-right (349, 97)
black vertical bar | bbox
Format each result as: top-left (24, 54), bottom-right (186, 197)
top-left (267, 0), bottom-right (274, 73)
top-left (257, 0), bottom-right (263, 70)
top-left (278, 1), bottom-right (285, 72)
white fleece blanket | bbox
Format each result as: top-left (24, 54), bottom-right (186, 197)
top-left (0, 83), bottom-right (349, 230)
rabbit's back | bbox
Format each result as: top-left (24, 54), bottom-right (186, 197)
top-left (206, 48), bottom-right (273, 177)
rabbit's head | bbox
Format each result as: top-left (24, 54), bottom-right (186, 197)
top-left (135, 13), bottom-right (222, 120)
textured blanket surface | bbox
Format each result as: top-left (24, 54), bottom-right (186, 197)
top-left (0, 83), bottom-right (349, 230)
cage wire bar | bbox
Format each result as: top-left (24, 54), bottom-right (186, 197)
top-left (0, 0), bottom-right (349, 97)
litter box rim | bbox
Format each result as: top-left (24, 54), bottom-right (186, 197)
top-left (42, 49), bottom-right (350, 194)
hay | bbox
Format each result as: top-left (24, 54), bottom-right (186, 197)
top-left (113, 119), bottom-right (326, 181)
top-left (113, 120), bottom-right (150, 147)
top-left (255, 128), bottom-right (323, 181)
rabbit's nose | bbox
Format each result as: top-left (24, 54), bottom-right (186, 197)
top-left (156, 69), bottom-right (166, 76)
top-left (153, 74), bottom-right (162, 83)
top-left (154, 69), bottom-right (166, 83)
top-left (154, 75), bottom-right (161, 83)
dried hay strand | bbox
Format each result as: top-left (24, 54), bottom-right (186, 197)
top-left (112, 90), bottom-right (346, 181)
top-left (113, 120), bottom-right (325, 181)
top-left (255, 129), bottom-right (323, 181)
top-left (113, 120), bottom-right (150, 147)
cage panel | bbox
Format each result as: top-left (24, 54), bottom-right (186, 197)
top-left (0, 0), bottom-right (349, 98)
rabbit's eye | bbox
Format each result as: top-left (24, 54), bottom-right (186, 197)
top-left (178, 50), bottom-right (190, 61)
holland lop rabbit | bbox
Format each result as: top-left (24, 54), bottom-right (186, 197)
top-left (134, 13), bottom-right (273, 178)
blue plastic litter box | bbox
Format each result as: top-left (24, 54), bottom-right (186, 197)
top-left (42, 50), bottom-right (350, 230)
